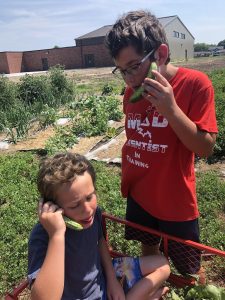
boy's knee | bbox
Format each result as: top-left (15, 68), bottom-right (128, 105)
top-left (158, 261), bottom-right (171, 279)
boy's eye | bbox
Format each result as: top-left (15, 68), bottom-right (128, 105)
top-left (70, 203), bottom-right (80, 209)
top-left (86, 194), bottom-right (93, 202)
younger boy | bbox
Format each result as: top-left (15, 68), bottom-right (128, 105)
top-left (28, 152), bottom-right (170, 300)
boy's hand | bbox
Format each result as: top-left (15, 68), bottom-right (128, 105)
top-left (38, 199), bottom-right (66, 238)
top-left (143, 70), bottom-right (177, 118)
top-left (107, 277), bottom-right (125, 300)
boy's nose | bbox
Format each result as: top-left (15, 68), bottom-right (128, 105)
top-left (81, 201), bottom-right (92, 214)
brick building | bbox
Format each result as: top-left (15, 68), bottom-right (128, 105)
top-left (0, 15), bottom-right (194, 74)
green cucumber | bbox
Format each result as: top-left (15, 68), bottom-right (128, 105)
top-left (63, 216), bottom-right (83, 230)
top-left (129, 62), bottom-right (158, 103)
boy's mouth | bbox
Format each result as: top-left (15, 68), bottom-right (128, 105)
top-left (80, 215), bottom-right (93, 225)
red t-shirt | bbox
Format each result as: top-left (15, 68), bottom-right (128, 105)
top-left (121, 67), bottom-right (218, 221)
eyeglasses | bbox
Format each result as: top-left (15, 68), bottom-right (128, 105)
top-left (112, 48), bottom-right (155, 78)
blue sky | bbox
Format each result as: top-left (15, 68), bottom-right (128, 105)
top-left (0, 0), bottom-right (224, 52)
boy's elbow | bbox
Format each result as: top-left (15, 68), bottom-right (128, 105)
top-left (196, 134), bottom-right (216, 158)
top-left (197, 144), bottom-right (215, 158)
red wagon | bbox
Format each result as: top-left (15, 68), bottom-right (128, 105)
top-left (5, 212), bottom-right (225, 299)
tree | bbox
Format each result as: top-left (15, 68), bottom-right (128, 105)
top-left (218, 40), bottom-right (225, 49)
top-left (194, 43), bottom-right (209, 52)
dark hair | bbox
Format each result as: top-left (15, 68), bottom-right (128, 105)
top-left (37, 152), bottom-right (96, 203)
top-left (105, 10), bottom-right (170, 63)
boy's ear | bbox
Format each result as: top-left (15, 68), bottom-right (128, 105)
top-left (154, 44), bottom-right (169, 66)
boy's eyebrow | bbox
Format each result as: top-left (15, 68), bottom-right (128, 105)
top-left (70, 190), bottom-right (96, 203)
top-left (116, 58), bottom-right (140, 69)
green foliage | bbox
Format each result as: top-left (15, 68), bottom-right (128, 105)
top-left (101, 83), bottom-right (113, 95)
top-left (18, 74), bottom-right (54, 105)
top-left (0, 100), bottom-right (32, 143)
top-left (45, 126), bottom-right (78, 155)
top-left (218, 40), bottom-right (225, 48)
top-left (0, 76), bottom-right (18, 110)
top-left (0, 65), bottom-right (75, 143)
top-left (0, 153), bottom-right (39, 295)
top-left (194, 43), bottom-right (211, 52)
top-left (49, 65), bottom-right (74, 105)
top-left (39, 104), bottom-right (57, 128)
top-left (197, 171), bottom-right (225, 249)
top-left (208, 69), bottom-right (225, 159)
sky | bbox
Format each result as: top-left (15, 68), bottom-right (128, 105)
top-left (0, 0), bottom-right (224, 52)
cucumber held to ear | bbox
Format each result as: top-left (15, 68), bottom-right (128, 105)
top-left (63, 216), bottom-right (83, 230)
top-left (129, 62), bottom-right (158, 103)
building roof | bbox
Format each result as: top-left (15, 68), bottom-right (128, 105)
top-left (76, 25), bottom-right (113, 39)
top-left (75, 15), bottom-right (194, 40)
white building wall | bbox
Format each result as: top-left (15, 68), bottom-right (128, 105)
top-left (163, 18), bottom-right (194, 61)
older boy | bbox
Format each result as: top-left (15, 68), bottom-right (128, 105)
top-left (28, 152), bottom-right (170, 300)
top-left (105, 10), bottom-right (218, 281)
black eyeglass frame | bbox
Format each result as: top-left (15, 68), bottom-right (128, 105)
top-left (112, 48), bottom-right (155, 77)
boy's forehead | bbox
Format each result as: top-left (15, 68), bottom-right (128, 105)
top-left (115, 46), bottom-right (142, 66)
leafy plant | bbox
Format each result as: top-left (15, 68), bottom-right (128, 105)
top-left (101, 83), bottom-right (113, 95)
top-left (208, 69), bottom-right (225, 160)
top-left (49, 65), bottom-right (74, 105)
top-left (0, 76), bottom-right (17, 111)
top-left (45, 126), bottom-right (78, 154)
top-left (0, 101), bottom-right (32, 143)
top-left (18, 74), bottom-right (53, 106)
top-left (39, 104), bottom-right (57, 128)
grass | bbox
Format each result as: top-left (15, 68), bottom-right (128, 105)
top-left (0, 152), bottom-right (224, 296)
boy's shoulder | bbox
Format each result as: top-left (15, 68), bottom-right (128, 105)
top-left (29, 222), bottom-right (48, 243)
top-left (177, 67), bottom-right (211, 82)
top-left (171, 67), bottom-right (212, 89)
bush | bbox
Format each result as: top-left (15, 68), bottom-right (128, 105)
top-left (101, 83), bottom-right (113, 95)
top-left (49, 65), bottom-right (74, 105)
top-left (18, 75), bottom-right (54, 106)
top-left (0, 76), bottom-right (18, 111)
top-left (0, 100), bottom-right (32, 143)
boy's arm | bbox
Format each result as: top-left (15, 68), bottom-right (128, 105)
top-left (163, 105), bottom-right (216, 157)
top-left (143, 71), bottom-right (217, 157)
top-left (31, 201), bottom-right (66, 300)
top-left (31, 234), bottom-right (65, 300)
top-left (98, 237), bottom-right (125, 300)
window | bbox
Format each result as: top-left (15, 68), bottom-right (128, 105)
top-left (173, 31), bottom-right (179, 38)
top-left (180, 33), bottom-right (186, 39)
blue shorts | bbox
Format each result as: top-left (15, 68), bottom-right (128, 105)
top-left (102, 257), bottom-right (142, 299)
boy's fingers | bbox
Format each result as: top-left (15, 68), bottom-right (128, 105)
top-left (151, 70), bottom-right (169, 87)
top-left (142, 91), bottom-right (157, 104)
top-left (56, 208), bottom-right (64, 214)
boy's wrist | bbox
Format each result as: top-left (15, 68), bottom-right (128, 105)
top-left (49, 231), bottom-right (65, 241)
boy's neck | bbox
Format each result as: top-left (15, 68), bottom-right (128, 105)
top-left (160, 63), bottom-right (178, 82)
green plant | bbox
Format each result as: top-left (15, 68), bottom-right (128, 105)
top-left (18, 74), bottom-right (54, 106)
top-left (208, 69), bottom-right (225, 160)
top-left (45, 126), bottom-right (78, 154)
top-left (0, 76), bottom-right (17, 111)
top-left (0, 101), bottom-right (32, 143)
top-left (101, 83), bottom-right (113, 95)
top-left (49, 65), bottom-right (74, 105)
top-left (39, 104), bottom-right (57, 128)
